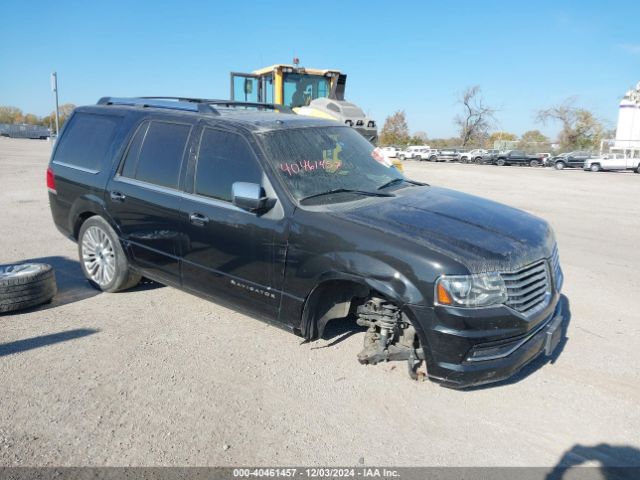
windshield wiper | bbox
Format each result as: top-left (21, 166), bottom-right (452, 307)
top-left (377, 178), bottom-right (426, 190)
top-left (300, 188), bottom-right (394, 203)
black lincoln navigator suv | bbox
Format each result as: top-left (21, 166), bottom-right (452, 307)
top-left (47, 97), bottom-right (565, 388)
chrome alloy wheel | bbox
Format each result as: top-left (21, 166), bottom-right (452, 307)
top-left (81, 225), bottom-right (115, 286)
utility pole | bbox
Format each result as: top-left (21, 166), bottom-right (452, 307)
top-left (50, 72), bottom-right (60, 136)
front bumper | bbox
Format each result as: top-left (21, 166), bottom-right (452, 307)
top-left (408, 293), bottom-right (565, 388)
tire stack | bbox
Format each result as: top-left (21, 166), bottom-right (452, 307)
top-left (0, 264), bottom-right (57, 313)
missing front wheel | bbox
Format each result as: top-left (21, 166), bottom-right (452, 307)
top-left (355, 297), bottom-right (425, 379)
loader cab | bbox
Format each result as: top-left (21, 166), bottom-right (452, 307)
top-left (230, 64), bottom-right (345, 108)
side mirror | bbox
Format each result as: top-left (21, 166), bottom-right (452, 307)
top-left (232, 182), bottom-right (274, 213)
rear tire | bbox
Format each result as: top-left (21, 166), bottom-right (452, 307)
top-left (399, 155), bottom-right (405, 161)
top-left (415, 155), bottom-right (422, 161)
top-left (555, 161), bottom-right (565, 170)
top-left (530, 159), bottom-right (539, 167)
top-left (496, 158), bottom-right (506, 166)
top-left (590, 163), bottom-right (601, 172)
top-left (78, 216), bottom-right (141, 293)
top-left (0, 263), bottom-right (57, 313)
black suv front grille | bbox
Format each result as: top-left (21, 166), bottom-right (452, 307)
top-left (550, 245), bottom-right (562, 290)
top-left (502, 260), bottom-right (551, 315)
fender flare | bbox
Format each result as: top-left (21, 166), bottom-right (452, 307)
top-left (68, 194), bottom-right (110, 238)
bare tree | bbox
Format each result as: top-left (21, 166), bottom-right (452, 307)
top-left (455, 86), bottom-right (497, 147)
top-left (536, 97), bottom-right (604, 151)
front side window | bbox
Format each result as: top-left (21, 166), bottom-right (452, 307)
top-left (194, 129), bottom-right (262, 202)
top-left (53, 112), bottom-right (122, 171)
top-left (258, 126), bottom-right (404, 204)
top-left (120, 121), bottom-right (191, 189)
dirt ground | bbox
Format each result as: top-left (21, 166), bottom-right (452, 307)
top-left (1, 137), bottom-right (639, 468)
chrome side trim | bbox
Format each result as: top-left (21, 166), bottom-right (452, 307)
top-left (114, 176), bottom-right (273, 214)
top-left (113, 175), bottom-right (182, 196)
top-left (52, 160), bottom-right (99, 174)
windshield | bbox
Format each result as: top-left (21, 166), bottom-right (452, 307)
top-left (258, 126), bottom-right (405, 204)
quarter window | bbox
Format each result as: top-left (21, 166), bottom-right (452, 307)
top-left (120, 121), bottom-right (191, 189)
top-left (195, 129), bottom-right (262, 202)
top-left (53, 112), bottom-right (122, 171)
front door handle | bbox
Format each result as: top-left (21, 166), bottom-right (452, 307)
top-left (110, 191), bottom-right (126, 202)
top-left (189, 212), bottom-right (209, 226)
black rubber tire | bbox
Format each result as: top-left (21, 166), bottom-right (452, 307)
top-left (530, 159), bottom-right (539, 167)
top-left (399, 155), bottom-right (405, 161)
top-left (555, 161), bottom-right (565, 170)
top-left (496, 158), bottom-right (506, 166)
top-left (0, 263), bottom-right (57, 313)
top-left (635, 165), bottom-right (640, 174)
top-left (78, 216), bottom-right (141, 293)
top-left (415, 155), bottom-right (422, 161)
top-left (590, 163), bottom-right (601, 172)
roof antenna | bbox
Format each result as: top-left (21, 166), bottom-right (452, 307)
top-left (293, 57), bottom-right (300, 68)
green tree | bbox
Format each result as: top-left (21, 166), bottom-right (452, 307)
top-left (486, 131), bottom-right (517, 149)
top-left (0, 106), bottom-right (24, 124)
top-left (23, 113), bottom-right (40, 125)
top-left (41, 103), bottom-right (77, 130)
top-left (379, 110), bottom-right (410, 146)
top-left (405, 131), bottom-right (429, 146)
top-left (518, 130), bottom-right (551, 152)
top-left (429, 137), bottom-right (463, 149)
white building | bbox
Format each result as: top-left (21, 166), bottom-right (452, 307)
top-left (614, 81), bottom-right (640, 152)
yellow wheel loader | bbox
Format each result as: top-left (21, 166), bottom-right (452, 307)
top-left (230, 63), bottom-right (378, 144)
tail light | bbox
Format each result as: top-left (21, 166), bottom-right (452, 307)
top-left (46, 166), bottom-right (56, 194)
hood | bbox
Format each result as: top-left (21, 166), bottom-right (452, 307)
top-left (332, 186), bottom-right (555, 273)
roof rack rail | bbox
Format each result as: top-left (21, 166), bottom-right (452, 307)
top-left (96, 96), bottom-right (219, 115)
top-left (206, 100), bottom-right (294, 114)
top-left (97, 97), bottom-right (293, 115)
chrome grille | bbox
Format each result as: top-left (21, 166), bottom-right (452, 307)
top-left (550, 245), bottom-right (563, 291)
top-left (502, 260), bottom-right (551, 315)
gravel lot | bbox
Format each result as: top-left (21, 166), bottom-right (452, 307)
top-left (1, 137), bottom-right (639, 468)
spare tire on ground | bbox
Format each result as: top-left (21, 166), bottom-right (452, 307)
top-left (0, 263), bottom-right (57, 313)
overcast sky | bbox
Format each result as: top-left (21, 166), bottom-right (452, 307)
top-left (1, 0), bottom-right (638, 138)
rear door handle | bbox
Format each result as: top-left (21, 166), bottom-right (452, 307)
top-left (189, 212), bottom-right (209, 226)
top-left (110, 191), bottom-right (126, 202)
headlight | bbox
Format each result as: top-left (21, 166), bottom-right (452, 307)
top-left (435, 273), bottom-right (507, 308)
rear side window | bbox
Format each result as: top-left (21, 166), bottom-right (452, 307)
top-left (53, 112), bottom-right (121, 171)
top-left (195, 129), bottom-right (262, 202)
top-left (120, 121), bottom-right (191, 189)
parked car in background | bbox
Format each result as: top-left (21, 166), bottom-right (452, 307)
top-left (493, 150), bottom-right (543, 167)
top-left (551, 151), bottom-right (592, 170)
top-left (424, 149), bottom-right (439, 161)
top-left (380, 146), bottom-right (399, 158)
top-left (460, 149), bottom-right (487, 163)
top-left (538, 153), bottom-right (551, 165)
top-left (398, 145), bottom-right (431, 161)
top-left (584, 154), bottom-right (640, 173)
top-left (436, 149), bottom-right (461, 162)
